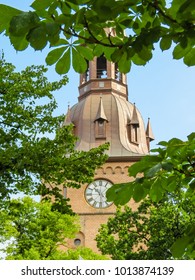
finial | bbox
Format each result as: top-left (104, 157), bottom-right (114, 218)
top-left (63, 102), bottom-right (72, 126)
top-left (146, 117), bottom-right (154, 139)
top-left (130, 102), bottom-right (139, 125)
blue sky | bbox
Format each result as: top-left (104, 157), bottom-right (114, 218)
top-left (1, 0), bottom-right (194, 149)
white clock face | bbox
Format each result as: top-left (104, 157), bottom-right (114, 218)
top-left (85, 179), bottom-right (113, 209)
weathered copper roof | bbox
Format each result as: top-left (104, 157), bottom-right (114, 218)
top-left (63, 105), bottom-right (73, 126)
top-left (67, 92), bottom-right (150, 158)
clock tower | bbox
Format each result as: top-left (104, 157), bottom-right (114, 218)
top-left (64, 44), bottom-right (154, 252)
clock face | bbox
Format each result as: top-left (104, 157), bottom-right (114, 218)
top-left (85, 179), bottom-right (113, 209)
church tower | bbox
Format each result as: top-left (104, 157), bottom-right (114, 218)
top-left (64, 43), bottom-right (154, 252)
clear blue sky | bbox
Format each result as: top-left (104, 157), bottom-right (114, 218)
top-left (1, 0), bottom-right (194, 149)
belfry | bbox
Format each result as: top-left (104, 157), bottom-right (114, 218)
top-left (64, 33), bottom-right (154, 252)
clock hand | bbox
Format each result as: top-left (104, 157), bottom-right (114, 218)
top-left (94, 189), bottom-right (101, 195)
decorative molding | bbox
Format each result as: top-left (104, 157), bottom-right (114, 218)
top-left (107, 155), bottom-right (143, 162)
top-left (79, 212), bottom-right (115, 216)
top-left (95, 164), bottom-right (131, 175)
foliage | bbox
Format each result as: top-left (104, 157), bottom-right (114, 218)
top-left (0, 196), bottom-right (80, 259)
top-left (106, 133), bottom-right (195, 258)
top-left (96, 196), bottom-right (195, 260)
top-left (0, 0), bottom-right (195, 74)
top-left (0, 0), bottom-right (194, 260)
top-left (0, 197), bottom-right (108, 260)
top-left (0, 57), bottom-right (109, 212)
top-left (51, 247), bottom-right (109, 260)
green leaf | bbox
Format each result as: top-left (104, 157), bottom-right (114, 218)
top-left (118, 52), bottom-right (131, 73)
top-left (51, 39), bottom-right (70, 47)
top-left (146, 163), bottom-right (162, 178)
top-left (31, 0), bottom-right (54, 10)
top-left (9, 11), bottom-right (40, 37)
top-left (55, 48), bottom-right (71, 74)
top-left (72, 48), bottom-right (87, 73)
top-left (74, 7), bottom-right (86, 25)
top-left (133, 184), bottom-right (147, 202)
top-left (171, 235), bottom-right (191, 258)
top-left (132, 54), bottom-right (146, 66)
top-left (93, 45), bottom-right (104, 57)
top-left (46, 47), bottom-right (67, 66)
top-left (0, 4), bottom-right (21, 33)
top-left (137, 46), bottom-right (152, 62)
top-left (163, 176), bottom-right (177, 192)
top-left (160, 36), bottom-right (172, 51)
top-left (161, 161), bottom-right (173, 171)
top-left (128, 161), bottom-right (146, 177)
top-left (111, 48), bottom-right (123, 63)
top-left (149, 178), bottom-right (165, 202)
top-left (92, 0), bottom-right (113, 21)
top-left (169, 0), bottom-right (186, 17)
top-left (9, 34), bottom-right (29, 51)
top-left (106, 183), bottom-right (133, 206)
top-left (158, 140), bottom-right (168, 146)
top-left (76, 46), bottom-right (94, 61)
top-left (128, 156), bottom-right (159, 177)
top-left (184, 48), bottom-right (195, 66)
top-left (187, 132), bottom-right (195, 141)
top-left (168, 137), bottom-right (184, 146)
top-left (102, 47), bottom-right (116, 61)
top-left (27, 25), bottom-right (47, 50)
top-left (45, 22), bottom-right (60, 37)
top-left (177, 0), bottom-right (195, 20)
top-left (173, 43), bottom-right (191, 60)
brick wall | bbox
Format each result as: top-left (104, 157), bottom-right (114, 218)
top-left (67, 161), bottom-right (138, 253)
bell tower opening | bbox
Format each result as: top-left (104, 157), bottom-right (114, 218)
top-left (78, 50), bottom-right (128, 101)
top-left (115, 63), bottom-right (122, 82)
top-left (81, 60), bottom-right (89, 84)
top-left (97, 55), bottom-right (107, 78)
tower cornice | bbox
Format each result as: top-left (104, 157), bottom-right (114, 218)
top-left (106, 155), bottom-right (144, 163)
top-left (78, 78), bottom-right (128, 101)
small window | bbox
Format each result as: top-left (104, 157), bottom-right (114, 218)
top-left (74, 239), bottom-right (81, 246)
top-left (127, 123), bottom-right (139, 144)
top-left (95, 119), bottom-right (107, 139)
top-left (131, 124), bottom-right (138, 143)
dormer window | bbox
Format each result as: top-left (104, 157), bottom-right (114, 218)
top-left (95, 118), bottom-right (107, 139)
top-left (128, 123), bottom-right (139, 144)
top-left (97, 55), bottom-right (107, 78)
top-left (94, 97), bottom-right (108, 139)
top-left (128, 103), bottom-right (140, 144)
